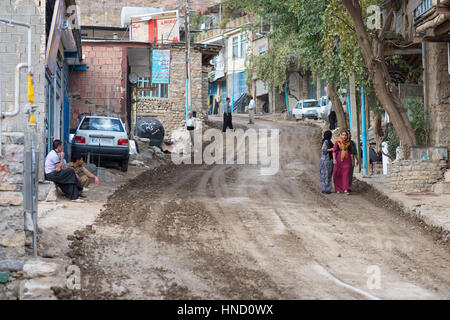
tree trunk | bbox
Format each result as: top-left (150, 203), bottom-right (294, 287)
top-left (341, 0), bottom-right (417, 146)
top-left (328, 81), bottom-right (347, 129)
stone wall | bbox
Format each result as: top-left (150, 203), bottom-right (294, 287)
top-left (136, 47), bottom-right (206, 137)
top-left (388, 159), bottom-right (447, 192)
top-left (0, 0), bottom-right (46, 260)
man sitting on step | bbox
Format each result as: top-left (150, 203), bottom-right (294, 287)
top-left (65, 154), bottom-right (100, 193)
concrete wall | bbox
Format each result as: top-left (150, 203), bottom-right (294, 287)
top-left (68, 42), bottom-right (127, 130)
top-left (0, 0), bottom-right (46, 258)
top-left (225, 30), bottom-right (247, 74)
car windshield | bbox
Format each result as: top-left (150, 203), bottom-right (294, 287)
top-left (304, 101), bottom-right (319, 108)
top-left (79, 118), bottom-right (124, 132)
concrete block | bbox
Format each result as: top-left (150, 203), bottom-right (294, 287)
top-left (433, 182), bottom-right (450, 194)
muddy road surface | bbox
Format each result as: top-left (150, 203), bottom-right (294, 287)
top-left (69, 119), bottom-right (450, 299)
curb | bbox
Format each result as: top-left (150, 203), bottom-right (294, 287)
top-left (355, 175), bottom-right (450, 245)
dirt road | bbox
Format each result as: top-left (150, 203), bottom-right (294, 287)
top-left (69, 118), bottom-right (450, 299)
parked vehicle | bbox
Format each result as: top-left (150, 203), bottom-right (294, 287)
top-left (72, 116), bottom-right (130, 172)
top-left (292, 99), bottom-right (321, 121)
top-left (319, 96), bottom-right (328, 119)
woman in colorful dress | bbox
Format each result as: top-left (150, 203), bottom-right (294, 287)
top-left (332, 130), bottom-right (354, 195)
top-left (319, 130), bottom-right (334, 194)
top-left (346, 129), bottom-right (359, 190)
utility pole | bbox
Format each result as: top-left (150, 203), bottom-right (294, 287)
top-left (185, 0), bottom-right (191, 119)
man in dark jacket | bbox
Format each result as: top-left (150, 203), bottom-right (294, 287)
top-left (223, 97), bottom-right (234, 132)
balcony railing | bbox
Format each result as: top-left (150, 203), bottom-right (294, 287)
top-left (194, 15), bottom-right (250, 43)
top-left (414, 0), bottom-right (434, 21)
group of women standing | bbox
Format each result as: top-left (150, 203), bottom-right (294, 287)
top-left (319, 129), bottom-right (359, 195)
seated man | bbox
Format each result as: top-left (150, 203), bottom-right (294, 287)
top-left (44, 140), bottom-right (84, 202)
top-left (65, 154), bottom-right (100, 191)
top-left (369, 143), bottom-right (382, 175)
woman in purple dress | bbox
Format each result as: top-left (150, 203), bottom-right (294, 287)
top-left (332, 130), bottom-right (354, 195)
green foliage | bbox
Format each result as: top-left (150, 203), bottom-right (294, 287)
top-left (246, 37), bottom-right (299, 93)
top-left (385, 97), bottom-right (427, 158)
top-left (385, 55), bottom-right (423, 84)
top-left (386, 125), bottom-right (400, 160)
top-left (223, 0), bottom-right (374, 92)
top-left (406, 97), bottom-right (428, 146)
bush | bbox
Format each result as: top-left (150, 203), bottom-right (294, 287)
top-left (406, 97), bottom-right (428, 146)
top-left (386, 124), bottom-right (400, 160)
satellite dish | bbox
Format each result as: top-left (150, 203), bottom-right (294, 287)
top-left (129, 72), bottom-right (139, 84)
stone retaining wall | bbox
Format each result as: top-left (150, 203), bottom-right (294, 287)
top-left (388, 159), bottom-right (447, 192)
top-left (0, 132), bottom-right (26, 259)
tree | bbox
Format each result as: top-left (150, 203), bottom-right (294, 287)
top-left (341, 0), bottom-right (417, 146)
top-left (224, 0), bottom-right (364, 129)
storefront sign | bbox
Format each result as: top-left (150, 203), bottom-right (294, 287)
top-left (151, 49), bottom-right (170, 84)
top-left (131, 10), bottom-right (179, 44)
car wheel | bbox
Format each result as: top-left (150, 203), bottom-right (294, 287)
top-left (120, 159), bottom-right (129, 172)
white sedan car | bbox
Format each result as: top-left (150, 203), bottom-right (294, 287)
top-left (292, 99), bottom-right (321, 121)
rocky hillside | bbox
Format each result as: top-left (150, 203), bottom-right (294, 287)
top-left (76, 0), bottom-right (221, 27)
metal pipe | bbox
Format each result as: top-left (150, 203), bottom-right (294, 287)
top-left (0, 18), bottom-right (32, 72)
top-left (284, 84), bottom-right (290, 115)
top-left (361, 86), bottom-right (368, 176)
top-left (422, 42), bottom-right (429, 147)
top-left (2, 63), bottom-right (28, 117)
top-left (347, 90), bottom-right (352, 133)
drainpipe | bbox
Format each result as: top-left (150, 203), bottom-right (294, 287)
top-left (2, 63), bottom-right (29, 118)
top-left (0, 19), bottom-right (32, 73)
top-left (0, 18), bottom-right (33, 157)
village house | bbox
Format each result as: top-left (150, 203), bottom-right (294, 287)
top-left (194, 6), bottom-right (328, 116)
top-left (68, 8), bottom-right (220, 139)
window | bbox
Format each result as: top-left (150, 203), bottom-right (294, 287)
top-left (138, 77), bottom-right (169, 99)
top-left (240, 34), bottom-right (247, 58)
top-left (80, 117), bottom-right (124, 132)
top-left (232, 36), bottom-right (238, 59)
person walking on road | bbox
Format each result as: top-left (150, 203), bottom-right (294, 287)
top-left (44, 140), bottom-right (84, 202)
top-left (248, 96), bottom-right (256, 124)
top-left (327, 96), bottom-right (337, 130)
top-left (223, 97), bottom-right (234, 132)
top-left (346, 130), bottom-right (359, 190)
top-left (332, 129), bottom-right (354, 195)
top-left (319, 130), bottom-right (334, 194)
top-left (186, 111), bottom-right (196, 150)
